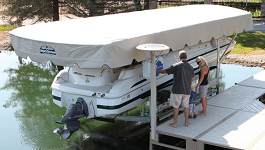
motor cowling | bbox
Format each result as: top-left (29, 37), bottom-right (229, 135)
top-left (53, 97), bottom-right (89, 139)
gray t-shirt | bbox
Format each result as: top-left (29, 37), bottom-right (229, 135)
top-left (165, 60), bottom-right (194, 95)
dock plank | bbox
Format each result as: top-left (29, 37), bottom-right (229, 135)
top-left (156, 105), bottom-right (236, 138)
top-left (249, 135), bottom-right (265, 150)
top-left (238, 70), bottom-right (265, 89)
top-left (199, 111), bottom-right (265, 149)
top-left (154, 70), bottom-right (265, 150)
top-left (208, 85), bottom-right (265, 110)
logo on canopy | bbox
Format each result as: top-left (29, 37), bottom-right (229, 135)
top-left (40, 46), bottom-right (56, 55)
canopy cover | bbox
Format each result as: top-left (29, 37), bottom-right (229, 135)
top-left (10, 4), bottom-right (253, 68)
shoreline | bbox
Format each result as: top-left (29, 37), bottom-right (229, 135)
top-left (223, 54), bottom-right (265, 68)
top-left (0, 31), bottom-right (13, 51)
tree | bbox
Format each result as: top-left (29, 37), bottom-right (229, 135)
top-left (62, 0), bottom-right (141, 17)
top-left (1, 0), bottom-right (57, 24)
top-left (1, 0), bottom-right (143, 25)
top-left (1, 0), bottom-right (55, 24)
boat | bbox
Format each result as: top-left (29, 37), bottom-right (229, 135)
top-left (9, 4), bottom-right (253, 139)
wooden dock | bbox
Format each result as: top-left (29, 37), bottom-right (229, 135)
top-left (151, 70), bottom-right (265, 150)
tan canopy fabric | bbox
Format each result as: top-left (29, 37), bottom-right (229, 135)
top-left (10, 4), bottom-right (253, 68)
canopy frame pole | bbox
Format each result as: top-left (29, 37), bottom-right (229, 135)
top-left (155, 51), bottom-right (163, 63)
top-left (220, 33), bottom-right (237, 61)
top-left (216, 39), bottom-right (220, 94)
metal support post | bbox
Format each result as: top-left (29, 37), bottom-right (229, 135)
top-left (150, 51), bottom-right (157, 140)
top-left (216, 39), bottom-right (220, 94)
top-left (136, 43), bottom-right (169, 143)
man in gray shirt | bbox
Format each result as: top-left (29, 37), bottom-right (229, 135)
top-left (156, 50), bottom-right (194, 127)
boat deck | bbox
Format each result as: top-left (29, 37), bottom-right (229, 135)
top-left (151, 70), bottom-right (265, 150)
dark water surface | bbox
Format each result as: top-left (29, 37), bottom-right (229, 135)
top-left (0, 51), bottom-right (263, 150)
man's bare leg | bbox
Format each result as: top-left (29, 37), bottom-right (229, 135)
top-left (184, 107), bottom-right (190, 127)
top-left (169, 108), bottom-right (179, 128)
top-left (198, 97), bottom-right (207, 115)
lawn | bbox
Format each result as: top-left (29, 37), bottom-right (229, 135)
top-left (0, 25), bottom-right (19, 31)
top-left (230, 31), bottom-right (265, 55)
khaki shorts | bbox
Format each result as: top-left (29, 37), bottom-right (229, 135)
top-left (170, 93), bottom-right (190, 108)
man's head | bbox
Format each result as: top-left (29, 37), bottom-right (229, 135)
top-left (179, 50), bottom-right (187, 60)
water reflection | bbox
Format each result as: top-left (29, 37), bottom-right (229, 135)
top-left (1, 61), bottom-right (70, 149)
top-left (71, 121), bottom-right (150, 150)
top-left (0, 56), bottom-right (150, 150)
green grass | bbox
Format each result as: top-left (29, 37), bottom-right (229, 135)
top-left (251, 0), bottom-right (262, 2)
top-left (0, 25), bottom-right (19, 31)
top-left (252, 10), bottom-right (261, 17)
top-left (230, 31), bottom-right (265, 54)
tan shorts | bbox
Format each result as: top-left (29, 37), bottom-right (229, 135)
top-left (170, 93), bottom-right (190, 108)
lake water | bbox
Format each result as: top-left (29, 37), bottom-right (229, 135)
top-left (0, 50), bottom-right (264, 150)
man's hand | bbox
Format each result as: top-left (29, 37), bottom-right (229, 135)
top-left (156, 69), bottom-right (166, 74)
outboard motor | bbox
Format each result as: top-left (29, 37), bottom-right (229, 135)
top-left (53, 97), bottom-right (89, 139)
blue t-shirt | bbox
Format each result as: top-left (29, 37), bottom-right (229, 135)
top-left (189, 91), bottom-right (196, 104)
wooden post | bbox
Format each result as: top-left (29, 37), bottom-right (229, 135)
top-left (149, 0), bottom-right (158, 9)
top-left (204, 0), bottom-right (213, 4)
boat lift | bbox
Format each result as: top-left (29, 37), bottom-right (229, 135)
top-left (135, 39), bottom-right (225, 146)
top-left (9, 4), bottom-right (252, 140)
top-left (102, 33), bottom-right (239, 124)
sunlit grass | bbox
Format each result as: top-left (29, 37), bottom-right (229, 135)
top-left (0, 25), bottom-right (19, 31)
top-left (157, 2), bottom-right (261, 17)
top-left (230, 31), bottom-right (265, 54)
top-left (252, 10), bottom-right (261, 17)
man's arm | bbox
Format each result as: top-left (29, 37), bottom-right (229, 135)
top-left (156, 69), bottom-right (167, 74)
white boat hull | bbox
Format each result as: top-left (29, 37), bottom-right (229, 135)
top-left (51, 37), bottom-right (235, 118)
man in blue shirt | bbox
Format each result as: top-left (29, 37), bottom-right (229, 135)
top-left (156, 50), bottom-right (194, 127)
